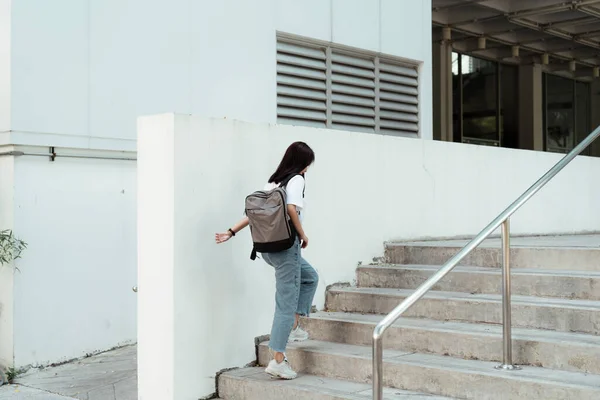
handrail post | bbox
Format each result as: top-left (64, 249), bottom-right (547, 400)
top-left (495, 218), bottom-right (521, 371)
top-left (373, 328), bottom-right (383, 400)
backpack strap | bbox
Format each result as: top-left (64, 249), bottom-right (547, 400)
top-left (279, 173), bottom-right (305, 198)
top-left (250, 247), bottom-right (257, 261)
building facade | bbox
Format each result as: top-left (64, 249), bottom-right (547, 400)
top-left (1, 1), bottom-right (600, 398)
top-left (432, 0), bottom-right (600, 156)
top-left (0, 0), bottom-right (432, 374)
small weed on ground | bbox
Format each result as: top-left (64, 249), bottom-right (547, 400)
top-left (6, 367), bottom-right (24, 383)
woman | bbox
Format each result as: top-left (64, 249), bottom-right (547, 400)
top-left (215, 142), bottom-right (319, 380)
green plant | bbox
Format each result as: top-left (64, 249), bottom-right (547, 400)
top-left (6, 367), bottom-right (21, 383)
top-left (0, 230), bottom-right (27, 267)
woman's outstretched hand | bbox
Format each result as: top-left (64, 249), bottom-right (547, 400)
top-left (215, 232), bottom-right (233, 244)
top-left (216, 218), bottom-right (249, 244)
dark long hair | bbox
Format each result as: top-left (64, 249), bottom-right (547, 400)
top-left (269, 142), bottom-right (315, 184)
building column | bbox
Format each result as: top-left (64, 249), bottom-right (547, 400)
top-left (432, 37), bottom-right (453, 142)
top-left (518, 64), bottom-right (544, 151)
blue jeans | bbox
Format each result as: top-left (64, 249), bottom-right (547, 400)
top-left (262, 239), bottom-right (319, 353)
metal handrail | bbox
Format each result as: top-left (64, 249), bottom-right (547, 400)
top-left (373, 126), bottom-right (600, 400)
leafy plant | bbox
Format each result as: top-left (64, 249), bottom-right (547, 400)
top-left (0, 230), bottom-right (27, 267)
top-left (6, 367), bottom-right (23, 383)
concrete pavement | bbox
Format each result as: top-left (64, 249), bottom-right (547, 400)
top-left (0, 345), bottom-right (136, 400)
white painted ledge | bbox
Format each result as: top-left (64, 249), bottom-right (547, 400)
top-left (0, 130), bottom-right (137, 153)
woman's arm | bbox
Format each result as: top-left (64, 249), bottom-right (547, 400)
top-left (215, 216), bottom-right (249, 244)
top-left (287, 204), bottom-right (308, 248)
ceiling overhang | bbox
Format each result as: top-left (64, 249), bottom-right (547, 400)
top-left (433, 0), bottom-right (600, 80)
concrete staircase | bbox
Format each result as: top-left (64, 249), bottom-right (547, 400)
top-left (218, 238), bottom-right (600, 399)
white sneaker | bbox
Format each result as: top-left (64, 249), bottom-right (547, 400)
top-left (289, 326), bottom-right (309, 342)
top-left (265, 358), bottom-right (298, 380)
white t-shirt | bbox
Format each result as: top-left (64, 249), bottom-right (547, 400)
top-left (264, 175), bottom-right (305, 221)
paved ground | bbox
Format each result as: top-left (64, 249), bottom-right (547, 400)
top-left (400, 233), bottom-right (600, 248)
top-left (0, 345), bottom-right (136, 400)
top-left (0, 385), bottom-right (76, 399)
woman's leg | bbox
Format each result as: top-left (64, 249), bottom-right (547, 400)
top-left (262, 243), bottom-right (301, 362)
top-left (296, 257), bottom-right (319, 318)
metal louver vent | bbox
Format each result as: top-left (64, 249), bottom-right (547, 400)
top-left (277, 36), bottom-right (419, 136)
top-left (331, 52), bottom-right (376, 133)
top-left (276, 42), bottom-right (327, 128)
top-left (378, 61), bottom-right (419, 135)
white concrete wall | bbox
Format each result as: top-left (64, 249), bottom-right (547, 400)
top-left (9, 0), bottom-right (433, 143)
top-left (3, 0), bottom-right (433, 372)
top-left (0, 155), bottom-right (15, 369)
top-left (0, 0), bottom-right (10, 132)
top-left (10, 153), bottom-right (137, 367)
top-left (137, 115), bottom-right (175, 400)
top-left (138, 114), bottom-right (600, 399)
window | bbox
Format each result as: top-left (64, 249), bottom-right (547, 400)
top-left (500, 63), bottom-right (519, 149)
top-left (575, 81), bottom-right (590, 148)
top-left (451, 52), bottom-right (519, 148)
top-left (276, 35), bottom-right (420, 136)
top-left (462, 56), bottom-right (498, 144)
top-left (543, 74), bottom-right (590, 154)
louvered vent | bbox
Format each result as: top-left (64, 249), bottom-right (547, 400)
top-left (276, 42), bottom-right (327, 128)
top-left (276, 37), bottom-right (419, 136)
top-left (331, 52), bottom-right (376, 133)
top-left (379, 61), bottom-right (419, 135)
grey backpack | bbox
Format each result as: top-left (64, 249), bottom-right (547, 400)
top-left (245, 174), bottom-right (303, 260)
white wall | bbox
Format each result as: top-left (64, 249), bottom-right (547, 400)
top-left (1, 0), bottom-right (435, 372)
top-left (9, 0), bottom-right (433, 143)
top-left (137, 115), bottom-right (175, 400)
top-left (10, 153), bottom-right (137, 367)
top-left (0, 155), bottom-right (15, 369)
top-left (0, 0), bottom-right (10, 132)
top-left (1, 0), bottom-right (433, 373)
top-left (138, 114), bottom-right (600, 399)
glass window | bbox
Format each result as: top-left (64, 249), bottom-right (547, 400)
top-left (452, 52), bottom-right (461, 143)
top-left (452, 52), bottom-right (460, 75)
top-left (500, 64), bottom-right (519, 149)
top-left (452, 53), bottom-right (519, 148)
top-left (545, 74), bottom-right (574, 152)
top-left (543, 75), bottom-right (590, 154)
top-left (461, 56), bottom-right (498, 144)
top-left (575, 81), bottom-right (590, 154)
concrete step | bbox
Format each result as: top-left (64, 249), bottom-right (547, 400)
top-left (385, 243), bottom-right (600, 271)
top-left (357, 265), bottom-right (600, 300)
top-left (302, 312), bottom-right (600, 374)
top-left (326, 287), bottom-right (600, 335)
top-left (218, 367), bottom-right (453, 399)
top-left (257, 340), bottom-right (600, 400)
